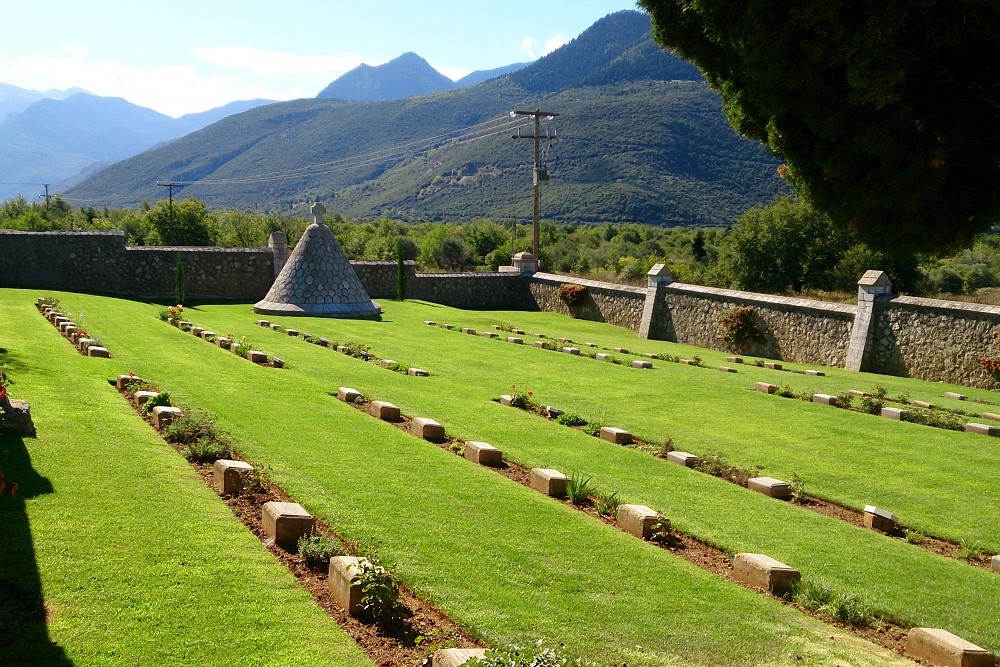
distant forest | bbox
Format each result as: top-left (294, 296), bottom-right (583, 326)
top-left (4, 194), bottom-right (1000, 302)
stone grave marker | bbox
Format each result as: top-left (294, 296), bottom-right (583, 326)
top-left (262, 501), bottom-right (314, 549)
top-left (906, 628), bottom-right (995, 667)
top-left (432, 648), bottom-right (488, 667)
top-left (733, 553), bottom-right (800, 595)
top-left (666, 451), bottom-right (701, 468)
top-left (213, 459), bottom-right (254, 496)
top-left (370, 400), bottom-right (400, 421)
top-left (812, 393), bottom-right (838, 406)
top-left (412, 417), bottom-right (445, 442)
top-left (464, 441), bottom-right (502, 467)
top-left (748, 477), bottom-right (791, 499)
top-left (616, 504), bottom-right (659, 539)
top-left (529, 468), bottom-right (567, 497)
top-left (600, 426), bottom-right (633, 445)
top-left (863, 505), bottom-right (898, 533)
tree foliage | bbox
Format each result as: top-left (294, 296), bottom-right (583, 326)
top-left (718, 196), bottom-right (853, 293)
top-left (639, 0), bottom-right (1000, 252)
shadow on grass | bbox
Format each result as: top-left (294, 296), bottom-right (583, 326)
top-left (0, 432), bottom-right (73, 666)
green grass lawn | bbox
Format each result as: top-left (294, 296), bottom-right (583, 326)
top-left (7, 289), bottom-right (999, 665)
top-left (0, 297), bottom-right (372, 666)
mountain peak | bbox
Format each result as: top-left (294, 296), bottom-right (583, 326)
top-left (316, 52), bottom-right (454, 102)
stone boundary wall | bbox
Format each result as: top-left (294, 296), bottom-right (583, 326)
top-left (8, 230), bottom-right (1000, 387)
top-left (526, 272), bottom-right (648, 331)
top-left (870, 296), bottom-right (1000, 388)
top-left (654, 282), bottom-right (857, 367)
top-left (0, 230), bottom-right (274, 299)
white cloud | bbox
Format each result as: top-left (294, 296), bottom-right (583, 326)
top-left (518, 33), bottom-right (569, 60)
top-left (427, 60), bottom-right (470, 83)
top-left (0, 47), bottom-right (368, 117)
top-left (544, 33), bottom-right (569, 54)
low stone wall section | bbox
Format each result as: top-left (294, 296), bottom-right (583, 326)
top-left (869, 296), bottom-right (1000, 388)
top-left (527, 273), bottom-right (647, 330)
top-left (0, 230), bottom-right (274, 299)
top-left (653, 283), bottom-right (856, 367)
top-left (409, 272), bottom-right (533, 310)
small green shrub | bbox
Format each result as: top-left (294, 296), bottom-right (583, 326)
top-left (232, 337), bottom-right (253, 359)
top-left (157, 308), bottom-right (171, 321)
top-left (353, 551), bottom-right (407, 627)
top-left (297, 534), bottom-right (345, 570)
top-left (775, 384), bottom-right (796, 398)
top-left (836, 391), bottom-right (854, 410)
top-left (508, 385), bottom-right (535, 410)
top-left (859, 395), bottom-right (886, 414)
top-left (555, 413), bottom-right (587, 427)
top-left (594, 490), bottom-right (621, 519)
top-left (901, 407), bottom-right (965, 431)
top-left (164, 411), bottom-right (217, 444)
top-left (466, 641), bottom-right (593, 667)
top-left (654, 352), bottom-right (680, 363)
top-left (695, 452), bottom-right (761, 486)
top-left (904, 528), bottom-right (926, 545)
top-left (788, 473), bottom-right (806, 503)
top-left (649, 513), bottom-right (675, 543)
top-left (790, 579), bottom-right (879, 627)
top-left (581, 422), bottom-right (603, 437)
top-left (565, 473), bottom-right (594, 506)
top-left (142, 391), bottom-right (171, 415)
top-left (180, 438), bottom-right (230, 463)
top-left (241, 465), bottom-right (269, 495)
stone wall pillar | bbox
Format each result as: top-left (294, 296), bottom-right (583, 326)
top-left (268, 232), bottom-right (289, 278)
top-left (639, 264), bottom-right (673, 339)
top-left (845, 270), bottom-right (893, 371)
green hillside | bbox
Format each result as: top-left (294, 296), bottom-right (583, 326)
top-left (66, 11), bottom-right (786, 226)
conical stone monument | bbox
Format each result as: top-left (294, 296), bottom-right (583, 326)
top-left (253, 203), bottom-right (381, 318)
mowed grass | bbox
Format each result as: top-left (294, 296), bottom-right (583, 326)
top-left (0, 290), bottom-right (919, 667)
top-left (175, 297), bottom-right (1000, 651)
top-left (0, 297), bottom-right (373, 666)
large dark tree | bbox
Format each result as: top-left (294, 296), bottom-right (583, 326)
top-left (638, 0), bottom-right (1000, 252)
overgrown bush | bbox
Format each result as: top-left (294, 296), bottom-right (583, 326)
top-left (142, 391), bottom-right (171, 415)
top-left (180, 438), bottom-right (230, 463)
top-left (297, 534), bottom-right (345, 570)
top-left (555, 413), bottom-right (587, 427)
top-left (790, 579), bottom-right (880, 627)
top-left (901, 407), bottom-right (965, 431)
top-left (558, 283), bottom-right (587, 306)
top-left (163, 411), bottom-right (217, 444)
top-left (718, 306), bottom-right (766, 347)
top-left (353, 551), bottom-right (407, 627)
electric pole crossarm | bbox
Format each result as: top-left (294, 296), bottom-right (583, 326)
top-left (510, 109), bottom-right (560, 258)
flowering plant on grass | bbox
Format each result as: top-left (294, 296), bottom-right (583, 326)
top-left (509, 384), bottom-right (535, 410)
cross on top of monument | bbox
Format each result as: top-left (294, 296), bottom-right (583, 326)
top-left (311, 202), bottom-right (326, 225)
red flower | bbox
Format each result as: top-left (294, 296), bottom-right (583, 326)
top-left (7, 482), bottom-right (17, 497)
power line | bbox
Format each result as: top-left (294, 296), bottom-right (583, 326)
top-left (169, 114), bottom-right (531, 187)
top-left (511, 109), bottom-right (560, 257)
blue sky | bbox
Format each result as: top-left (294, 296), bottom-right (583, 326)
top-left (0, 1), bottom-right (640, 117)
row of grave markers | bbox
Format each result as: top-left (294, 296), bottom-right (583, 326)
top-left (334, 381), bottom-right (997, 666)
top-left (38, 301), bottom-right (110, 357)
top-left (116, 374), bottom-right (448, 660)
top-left (754, 381), bottom-right (1000, 437)
top-left (256, 319), bottom-right (430, 376)
top-left (117, 364), bottom-right (998, 667)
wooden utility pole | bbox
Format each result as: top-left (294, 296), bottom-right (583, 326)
top-left (156, 181), bottom-right (186, 244)
top-left (511, 109), bottom-right (559, 258)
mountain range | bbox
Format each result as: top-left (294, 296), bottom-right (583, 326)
top-left (63, 10), bottom-right (787, 226)
top-left (0, 87), bottom-right (272, 202)
top-left (317, 52), bottom-right (528, 101)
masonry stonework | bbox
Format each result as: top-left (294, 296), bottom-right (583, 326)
top-left (653, 283), bottom-right (855, 366)
top-left (527, 273), bottom-right (646, 330)
top-left (6, 230), bottom-right (1000, 389)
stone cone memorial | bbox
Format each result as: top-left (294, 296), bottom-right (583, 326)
top-left (254, 202), bottom-right (381, 318)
